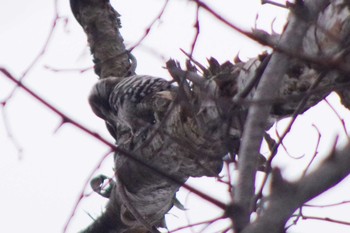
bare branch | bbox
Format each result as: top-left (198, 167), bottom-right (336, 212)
top-left (70, 0), bottom-right (134, 78)
top-left (242, 142), bottom-right (350, 233)
top-left (0, 103), bottom-right (23, 159)
top-left (234, 1), bottom-right (330, 231)
top-left (65, 1), bottom-right (350, 232)
top-left (0, 67), bottom-right (226, 233)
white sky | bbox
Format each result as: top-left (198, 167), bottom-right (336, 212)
top-left (1, 0), bottom-right (350, 233)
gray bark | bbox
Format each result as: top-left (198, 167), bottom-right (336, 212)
top-left (242, 143), bottom-right (350, 233)
top-left (70, 0), bottom-right (350, 232)
top-left (234, 0), bottom-right (331, 231)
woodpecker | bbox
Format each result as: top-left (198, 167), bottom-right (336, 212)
top-left (89, 75), bottom-right (175, 137)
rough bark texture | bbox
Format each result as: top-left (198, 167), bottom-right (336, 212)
top-left (234, 1), bottom-right (331, 231)
top-left (69, 0), bottom-right (350, 232)
top-left (70, 0), bottom-right (134, 78)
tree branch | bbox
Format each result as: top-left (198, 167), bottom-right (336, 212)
top-left (67, 0), bottom-right (350, 232)
top-left (242, 142), bottom-right (350, 233)
top-left (234, 1), bottom-right (330, 231)
top-left (70, 0), bottom-right (134, 78)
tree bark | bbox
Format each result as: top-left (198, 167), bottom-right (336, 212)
top-left (234, 0), bottom-right (331, 231)
top-left (69, 0), bottom-right (350, 232)
top-left (242, 143), bottom-right (350, 233)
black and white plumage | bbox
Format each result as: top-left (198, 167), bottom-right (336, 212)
top-left (89, 75), bottom-right (175, 137)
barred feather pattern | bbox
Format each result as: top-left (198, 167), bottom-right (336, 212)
top-left (89, 75), bottom-right (174, 136)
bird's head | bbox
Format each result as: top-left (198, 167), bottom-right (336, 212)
top-left (89, 77), bottom-right (122, 121)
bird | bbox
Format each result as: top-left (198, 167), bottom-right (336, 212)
top-left (89, 75), bottom-right (176, 138)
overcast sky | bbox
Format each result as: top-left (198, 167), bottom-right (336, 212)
top-left (1, 1), bottom-right (350, 233)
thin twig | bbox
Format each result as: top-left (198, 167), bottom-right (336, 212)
top-left (255, 72), bottom-right (327, 207)
top-left (301, 124), bottom-right (321, 177)
top-left (301, 215), bottom-right (350, 226)
top-left (0, 68), bottom-right (228, 231)
top-left (324, 98), bottom-right (350, 140)
top-left (0, 103), bottom-right (23, 159)
top-left (128, 0), bottom-right (170, 52)
top-left (5, 0), bottom-right (63, 101)
top-left (304, 200), bottom-right (350, 208)
top-left (64, 150), bottom-right (113, 233)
